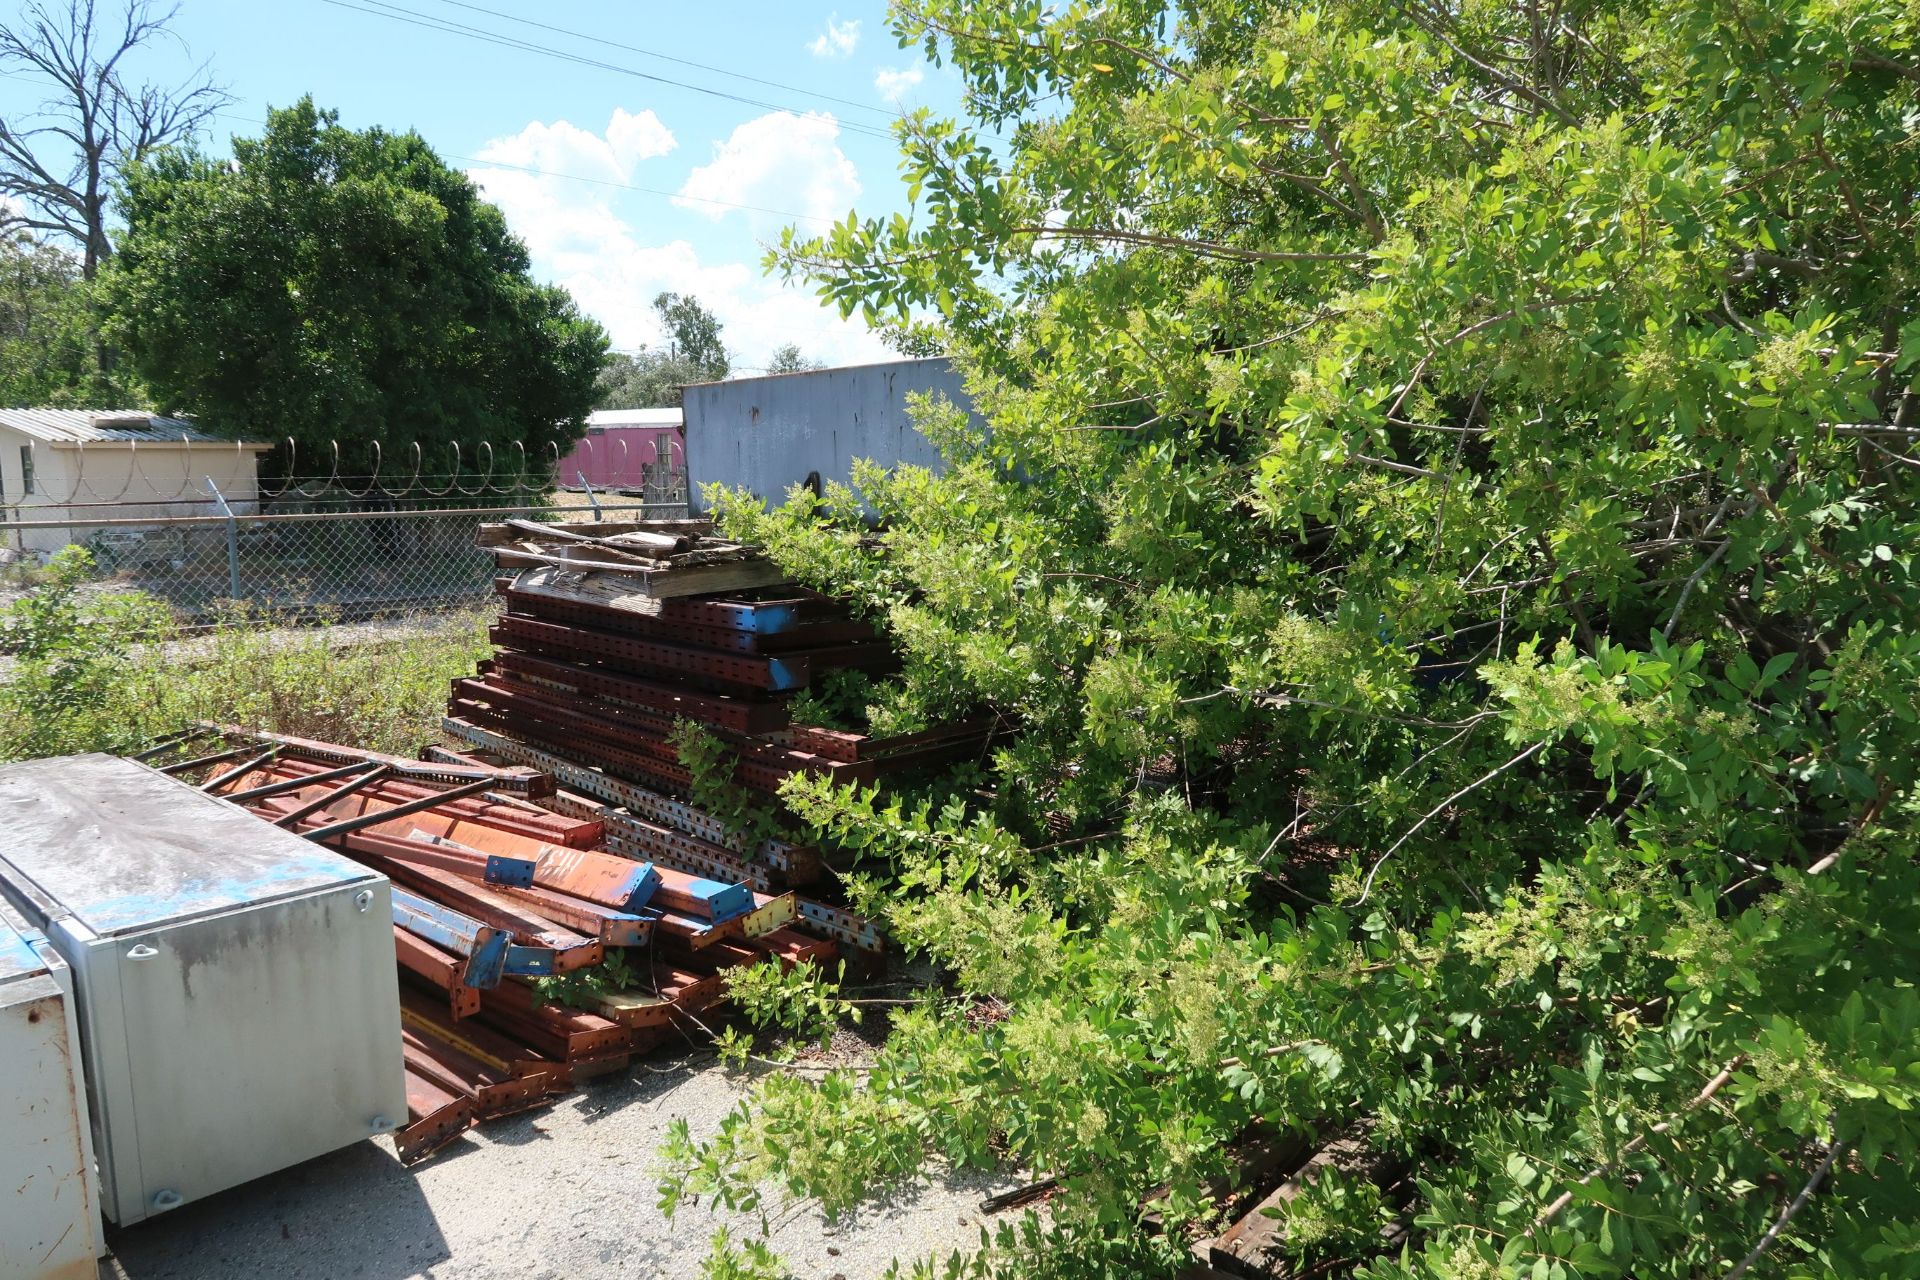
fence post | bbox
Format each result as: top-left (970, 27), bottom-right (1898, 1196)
top-left (576, 471), bottom-right (602, 522)
top-left (206, 476), bottom-right (241, 600)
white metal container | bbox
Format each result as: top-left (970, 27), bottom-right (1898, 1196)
top-left (0, 900), bottom-right (101, 1279)
top-left (0, 753), bottom-right (406, 1226)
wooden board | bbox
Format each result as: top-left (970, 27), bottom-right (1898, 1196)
top-left (508, 560), bottom-right (793, 608)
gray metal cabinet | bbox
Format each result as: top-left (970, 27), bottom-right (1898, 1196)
top-left (0, 901), bottom-right (101, 1279)
top-left (0, 754), bottom-right (405, 1226)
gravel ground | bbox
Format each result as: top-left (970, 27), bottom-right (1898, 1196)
top-left (100, 1049), bottom-right (1014, 1280)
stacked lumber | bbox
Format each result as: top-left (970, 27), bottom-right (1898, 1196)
top-left (147, 728), bottom-right (871, 1164)
top-left (476, 518), bottom-right (792, 598)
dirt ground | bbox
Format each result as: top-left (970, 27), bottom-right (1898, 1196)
top-left (100, 1045), bottom-right (1015, 1280)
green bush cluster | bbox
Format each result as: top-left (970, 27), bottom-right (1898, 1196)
top-left (0, 547), bottom-right (493, 763)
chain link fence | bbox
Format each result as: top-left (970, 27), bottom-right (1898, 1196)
top-left (0, 496), bottom-right (688, 623)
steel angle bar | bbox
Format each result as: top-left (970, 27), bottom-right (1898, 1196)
top-left (389, 833), bottom-right (537, 889)
top-left (222, 759), bottom-right (390, 803)
top-left (497, 883), bottom-right (654, 947)
top-left (528, 845), bottom-right (660, 913)
top-left (195, 721), bottom-right (554, 796)
top-left (394, 929), bottom-right (483, 1018)
top-left (743, 892), bottom-right (798, 938)
top-left (301, 778), bottom-right (494, 841)
top-left (270, 763), bottom-right (392, 827)
top-left (396, 1069), bottom-right (473, 1163)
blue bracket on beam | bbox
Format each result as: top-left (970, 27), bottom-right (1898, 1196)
top-left (393, 887), bottom-right (509, 988)
top-left (466, 927), bottom-right (509, 989)
top-left (685, 876), bottom-right (753, 924)
top-left (621, 861), bottom-right (662, 912)
top-left (482, 854), bottom-right (536, 888)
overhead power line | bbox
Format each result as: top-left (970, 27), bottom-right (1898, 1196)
top-left (210, 109), bottom-right (840, 225)
top-left (415, 0), bottom-right (899, 122)
top-left (315, 0), bottom-right (901, 142)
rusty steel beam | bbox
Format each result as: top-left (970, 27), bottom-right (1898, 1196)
top-left (496, 883), bottom-right (653, 947)
top-left (196, 722), bottom-right (555, 796)
top-left (301, 778), bottom-right (495, 841)
top-left (268, 763), bottom-right (392, 827)
top-left (220, 758), bottom-right (390, 804)
top-left (401, 1031), bottom-right (555, 1119)
top-left (493, 615), bottom-right (809, 691)
top-left (396, 1067), bottom-right (473, 1163)
top-left (196, 746), bottom-right (280, 792)
top-left (489, 648), bottom-right (789, 734)
top-left (394, 929), bottom-right (483, 1020)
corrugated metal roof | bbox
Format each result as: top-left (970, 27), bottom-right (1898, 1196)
top-left (0, 408), bottom-right (271, 447)
top-left (586, 407), bottom-right (682, 430)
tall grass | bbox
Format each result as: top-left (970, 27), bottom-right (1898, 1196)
top-left (0, 548), bottom-right (493, 762)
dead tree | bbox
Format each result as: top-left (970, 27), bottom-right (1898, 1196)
top-left (0, 0), bottom-right (227, 277)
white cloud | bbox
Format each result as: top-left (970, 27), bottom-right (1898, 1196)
top-left (474, 108), bottom-right (675, 182)
top-left (467, 162), bottom-right (892, 373)
top-left (807, 13), bottom-right (860, 57)
top-left (873, 66), bottom-right (925, 104)
top-left (675, 111), bottom-right (860, 227)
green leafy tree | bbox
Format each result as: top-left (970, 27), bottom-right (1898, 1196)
top-left (593, 292), bottom-right (730, 408)
top-left (664, 2), bottom-right (1920, 1278)
top-left (594, 348), bottom-right (700, 409)
top-left (0, 230), bottom-right (136, 404)
top-left (654, 290), bottom-right (728, 381)
top-left (105, 98), bottom-right (608, 472)
top-left (764, 342), bottom-right (824, 374)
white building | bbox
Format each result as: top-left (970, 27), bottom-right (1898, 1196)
top-left (0, 409), bottom-right (273, 556)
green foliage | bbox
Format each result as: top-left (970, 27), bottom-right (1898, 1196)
top-left (784, 667), bottom-right (875, 731)
top-left (0, 548), bottom-right (172, 757)
top-left (723, 959), bottom-right (859, 1051)
top-left (661, 1), bottom-right (1920, 1277)
top-left (595, 292), bottom-right (730, 409)
top-left (0, 232), bottom-right (137, 406)
top-left (533, 949), bottom-right (640, 1011)
top-left (106, 98), bottom-right (607, 470)
top-left (764, 342), bottom-right (824, 375)
top-left (0, 559), bottom-right (492, 764)
top-left (699, 1228), bottom-right (788, 1280)
top-left (670, 718), bottom-right (785, 851)
top-left (655, 291), bottom-right (729, 380)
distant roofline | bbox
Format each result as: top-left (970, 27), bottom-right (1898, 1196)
top-left (0, 407), bottom-right (274, 448)
top-left (680, 354), bottom-right (944, 391)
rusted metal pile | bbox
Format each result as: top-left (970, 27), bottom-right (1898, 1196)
top-left (445, 517), bottom-right (993, 816)
top-left (140, 726), bottom-right (858, 1163)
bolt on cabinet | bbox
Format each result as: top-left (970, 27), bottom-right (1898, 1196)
top-left (0, 754), bottom-right (406, 1226)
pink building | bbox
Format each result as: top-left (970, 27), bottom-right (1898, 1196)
top-left (557, 408), bottom-right (684, 490)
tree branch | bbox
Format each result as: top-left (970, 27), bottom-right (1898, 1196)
top-left (1723, 1135), bottom-right (1847, 1280)
top-left (1011, 224), bottom-right (1370, 264)
top-left (1350, 739), bottom-right (1549, 907)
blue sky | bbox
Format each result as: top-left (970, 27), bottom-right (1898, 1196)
top-left (2, 1), bottom-right (960, 369)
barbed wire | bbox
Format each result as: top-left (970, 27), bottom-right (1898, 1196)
top-left (4, 434), bottom-right (686, 506)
